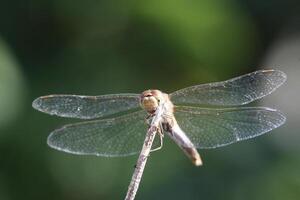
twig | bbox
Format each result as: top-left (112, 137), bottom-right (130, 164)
top-left (124, 107), bottom-right (164, 200)
top-left (124, 126), bottom-right (157, 200)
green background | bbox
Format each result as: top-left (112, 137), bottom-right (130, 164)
top-left (0, 0), bottom-right (299, 199)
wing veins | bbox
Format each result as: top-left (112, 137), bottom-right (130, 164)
top-left (174, 106), bottom-right (285, 149)
top-left (47, 110), bottom-right (148, 157)
top-left (170, 70), bottom-right (286, 106)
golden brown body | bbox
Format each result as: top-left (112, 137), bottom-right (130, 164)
top-left (140, 89), bottom-right (202, 166)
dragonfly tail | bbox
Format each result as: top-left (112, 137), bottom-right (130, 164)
top-left (167, 123), bottom-right (203, 166)
top-left (181, 146), bottom-right (202, 166)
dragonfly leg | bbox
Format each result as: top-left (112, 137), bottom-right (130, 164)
top-left (150, 130), bottom-right (164, 152)
top-left (145, 114), bottom-right (154, 127)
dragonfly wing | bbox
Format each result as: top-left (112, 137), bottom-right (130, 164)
top-left (47, 110), bottom-right (160, 157)
top-left (170, 70), bottom-right (286, 106)
top-left (174, 106), bottom-right (286, 149)
top-left (32, 94), bottom-right (141, 119)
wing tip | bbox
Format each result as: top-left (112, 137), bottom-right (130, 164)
top-left (32, 95), bottom-right (55, 111)
top-left (32, 96), bottom-right (60, 117)
top-left (255, 107), bottom-right (287, 127)
top-left (274, 109), bottom-right (287, 127)
top-left (260, 69), bottom-right (287, 85)
top-left (47, 127), bottom-right (64, 149)
top-left (32, 97), bottom-right (43, 111)
top-left (47, 129), bottom-right (89, 156)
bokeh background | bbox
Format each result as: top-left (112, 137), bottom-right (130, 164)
top-left (0, 0), bottom-right (299, 199)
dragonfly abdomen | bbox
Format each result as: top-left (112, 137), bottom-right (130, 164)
top-left (165, 122), bottom-right (202, 166)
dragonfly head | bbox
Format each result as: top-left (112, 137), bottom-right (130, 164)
top-left (140, 89), bottom-right (164, 114)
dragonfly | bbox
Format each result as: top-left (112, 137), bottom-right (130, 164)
top-left (33, 69), bottom-right (286, 200)
top-left (33, 69), bottom-right (286, 165)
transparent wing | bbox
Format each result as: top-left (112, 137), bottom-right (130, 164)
top-left (32, 94), bottom-right (141, 119)
top-left (174, 106), bottom-right (286, 149)
top-left (170, 70), bottom-right (286, 106)
top-left (47, 110), bottom-right (160, 157)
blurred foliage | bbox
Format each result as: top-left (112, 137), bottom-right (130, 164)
top-left (0, 38), bottom-right (25, 131)
top-left (0, 0), bottom-right (299, 200)
top-left (133, 0), bottom-right (257, 76)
